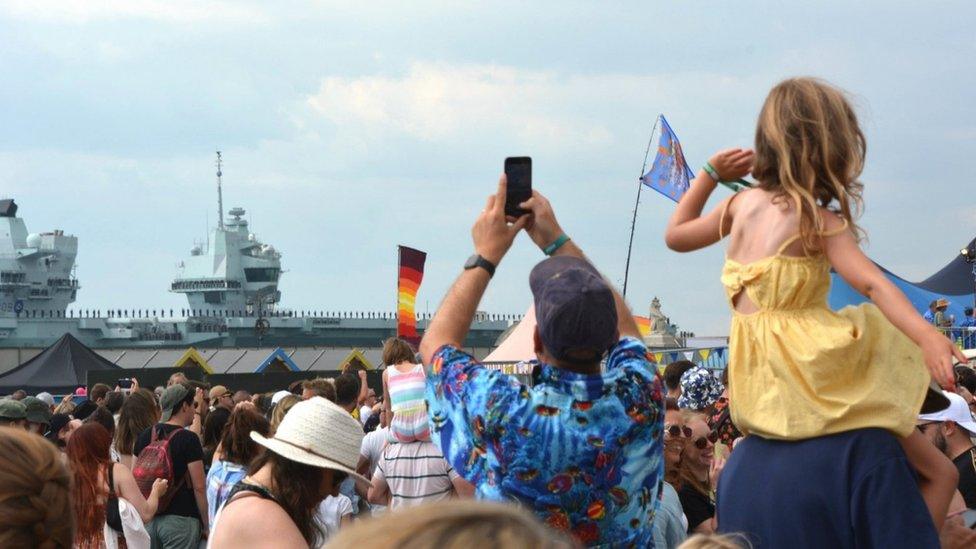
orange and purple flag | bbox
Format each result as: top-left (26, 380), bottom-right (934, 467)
top-left (397, 246), bottom-right (427, 347)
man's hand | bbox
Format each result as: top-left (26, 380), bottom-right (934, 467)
top-left (519, 190), bottom-right (564, 251)
top-left (472, 175), bottom-right (529, 265)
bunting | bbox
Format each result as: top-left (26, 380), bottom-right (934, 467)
top-left (397, 245), bottom-right (427, 347)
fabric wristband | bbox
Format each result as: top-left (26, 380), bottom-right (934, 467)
top-left (543, 234), bottom-right (571, 256)
top-left (703, 163), bottom-right (721, 183)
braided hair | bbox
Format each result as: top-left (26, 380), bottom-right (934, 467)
top-left (0, 427), bottom-right (73, 548)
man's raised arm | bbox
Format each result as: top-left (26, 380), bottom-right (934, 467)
top-left (519, 191), bottom-right (641, 340)
top-left (419, 176), bottom-right (528, 365)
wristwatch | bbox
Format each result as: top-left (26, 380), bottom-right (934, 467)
top-left (464, 254), bottom-right (496, 278)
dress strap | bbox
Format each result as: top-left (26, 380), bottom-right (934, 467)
top-left (775, 234), bottom-right (804, 255)
top-left (820, 217), bottom-right (851, 237)
top-left (718, 194), bottom-right (740, 239)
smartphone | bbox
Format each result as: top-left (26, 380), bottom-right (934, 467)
top-left (963, 508), bottom-right (976, 529)
top-left (117, 378), bottom-right (133, 390)
top-left (504, 156), bottom-right (532, 218)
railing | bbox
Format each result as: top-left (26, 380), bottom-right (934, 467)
top-left (937, 326), bottom-right (976, 350)
top-left (170, 279), bottom-right (242, 291)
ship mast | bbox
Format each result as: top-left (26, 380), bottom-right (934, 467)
top-left (216, 151), bottom-right (225, 231)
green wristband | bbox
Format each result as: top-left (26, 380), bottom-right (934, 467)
top-left (543, 234), bottom-right (570, 256)
top-left (703, 163), bottom-right (721, 183)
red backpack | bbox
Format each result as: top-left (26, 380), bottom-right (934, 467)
top-left (132, 425), bottom-right (186, 509)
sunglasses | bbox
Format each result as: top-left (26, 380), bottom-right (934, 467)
top-left (692, 432), bottom-right (720, 450)
top-left (916, 421), bottom-right (942, 432)
top-left (664, 424), bottom-right (693, 438)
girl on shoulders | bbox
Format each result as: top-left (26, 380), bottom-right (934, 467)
top-left (665, 77), bottom-right (964, 530)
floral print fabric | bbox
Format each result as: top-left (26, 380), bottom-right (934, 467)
top-left (426, 337), bottom-right (665, 547)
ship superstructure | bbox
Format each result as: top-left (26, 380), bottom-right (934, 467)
top-left (0, 199), bottom-right (79, 317)
top-left (171, 153), bottom-right (281, 316)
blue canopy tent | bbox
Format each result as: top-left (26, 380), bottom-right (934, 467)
top-left (830, 237), bottom-right (976, 321)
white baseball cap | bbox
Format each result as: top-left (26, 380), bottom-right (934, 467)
top-left (251, 396), bottom-right (368, 484)
top-left (271, 390), bottom-right (292, 406)
top-left (919, 391), bottom-right (976, 436)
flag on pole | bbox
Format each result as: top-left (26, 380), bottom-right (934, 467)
top-left (397, 246), bottom-right (427, 347)
top-left (640, 115), bottom-right (695, 202)
top-left (634, 315), bottom-right (651, 337)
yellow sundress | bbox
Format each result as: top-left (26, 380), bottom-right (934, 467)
top-left (720, 206), bottom-right (929, 440)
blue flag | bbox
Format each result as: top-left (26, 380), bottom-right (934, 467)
top-left (640, 116), bottom-right (695, 202)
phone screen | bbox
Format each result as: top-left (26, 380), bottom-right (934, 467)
top-left (504, 157), bottom-right (532, 217)
top-left (962, 508), bottom-right (976, 529)
top-left (118, 378), bottom-right (133, 390)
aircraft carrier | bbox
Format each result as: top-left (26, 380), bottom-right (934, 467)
top-left (0, 153), bottom-right (514, 351)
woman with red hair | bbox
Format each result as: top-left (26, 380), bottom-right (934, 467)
top-left (67, 423), bottom-right (168, 549)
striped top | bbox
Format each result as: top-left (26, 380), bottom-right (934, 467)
top-left (373, 440), bottom-right (459, 509)
top-left (387, 363), bottom-right (430, 443)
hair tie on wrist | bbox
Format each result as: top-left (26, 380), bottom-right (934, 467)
top-left (703, 163), bottom-right (721, 183)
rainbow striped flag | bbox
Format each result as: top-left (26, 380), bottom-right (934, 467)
top-left (397, 246), bottom-right (427, 347)
top-left (634, 315), bottom-right (651, 337)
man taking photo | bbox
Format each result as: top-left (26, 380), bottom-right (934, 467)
top-left (420, 177), bottom-right (664, 547)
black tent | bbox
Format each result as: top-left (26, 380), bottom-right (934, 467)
top-left (0, 334), bottom-right (121, 395)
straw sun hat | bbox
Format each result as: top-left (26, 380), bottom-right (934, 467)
top-left (251, 396), bottom-right (369, 484)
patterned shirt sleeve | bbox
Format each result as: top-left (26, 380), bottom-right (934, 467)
top-left (425, 344), bottom-right (524, 485)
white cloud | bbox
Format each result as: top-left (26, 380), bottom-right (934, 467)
top-left (0, 0), bottom-right (266, 24)
top-left (307, 63), bottom-right (613, 149)
top-left (305, 62), bottom-right (770, 156)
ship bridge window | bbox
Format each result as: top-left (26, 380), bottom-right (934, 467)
top-left (204, 291), bottom-right (225, 304)
top-left (244, 268), bottom-right (279, 283)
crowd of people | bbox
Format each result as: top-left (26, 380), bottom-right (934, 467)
top-left (1, 76), bottom-right (976, 548)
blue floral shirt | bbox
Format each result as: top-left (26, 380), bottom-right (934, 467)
top-left (426, 337), bottom-right (665, 547)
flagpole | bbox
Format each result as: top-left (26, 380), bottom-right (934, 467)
top-left (395, 245), bottom-right (401, 339)
top-left (623, 115), bottom-right (661, 300)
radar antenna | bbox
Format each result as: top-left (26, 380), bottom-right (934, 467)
top-left (216, 151), bottom-right (225, 231)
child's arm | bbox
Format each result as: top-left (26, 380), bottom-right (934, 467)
top-left (823, 214), bottom-right (966, 389)
top-left (665, 148), bottom-right (754, 252)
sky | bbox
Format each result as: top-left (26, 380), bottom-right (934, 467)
top-left (0, 1), bottom-right (973, 336)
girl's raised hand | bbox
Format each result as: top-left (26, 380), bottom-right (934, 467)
top-left (920, 331), bottom-right (966, 391)
top-left (709, 148), bottom-right (755, 181)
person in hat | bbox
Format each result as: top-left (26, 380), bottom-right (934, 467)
top-left (209, 385), bottom-right (234, 414)
top-left (208, 397), bottom-right (369, 548)
top-left (132, 383), bottom-right (208, 547)
top-left (21, 396), bottom-right (52, 434)
top-left (36, 391), bottom-right (55, 410)
top-left (934, 298), bottom-right (954, 329)
top-left (918, 390), bottom-right (976, 508)
top-left (418, 183), bottom-right (663, 547)
top-left (677, 366), bottom-right (725, 413)
top-left (0, 399), bottom-right (27, 429)
top-left (45, 413), bottom-right (81, 450)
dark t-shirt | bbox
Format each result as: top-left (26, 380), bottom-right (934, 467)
top-left (133, 423), bottom-right (204, 519)
top-left (677, 482), bottom-right (714, 533)
top-left (953, 445), bottom-right (976, 508)
top-left (717, 428), bottom-right (939, 549)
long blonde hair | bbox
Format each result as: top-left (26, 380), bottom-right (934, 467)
top-left (753, 77), bottom-right (866, 251)
top-left (326, 500), bottom-right (579, 548)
